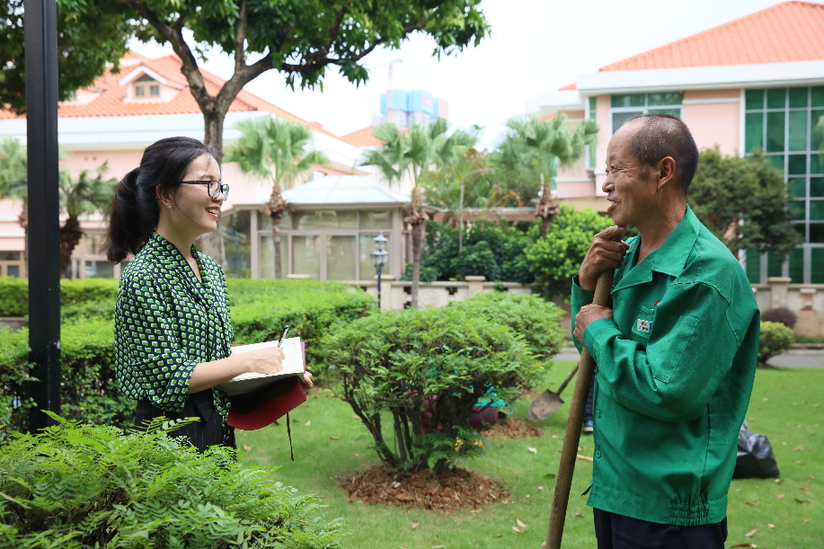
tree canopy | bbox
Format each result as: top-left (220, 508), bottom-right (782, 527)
top-left (0, 0), bottom-right (133, 113)
top-left (688, 148), bottom-right (803, 261)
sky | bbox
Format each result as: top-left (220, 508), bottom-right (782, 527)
top-left (131, 0), bottom-right (796, 148)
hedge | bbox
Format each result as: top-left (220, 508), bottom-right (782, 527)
top-left (0, 278), bottom-right (373, 434)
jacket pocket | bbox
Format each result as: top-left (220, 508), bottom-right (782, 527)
top-left (653, 314), bottom-right (700, 383)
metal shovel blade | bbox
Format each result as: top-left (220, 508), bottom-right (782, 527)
top-left (528, 364), bottom-right (579, 422)
top-left (528, 390), bottom-right (564, 422)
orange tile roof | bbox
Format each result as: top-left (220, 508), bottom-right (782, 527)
top-left (558, 83), bottom-right (577, 91)
top-left (0, 51), bottom-right (342, 140)
top-left (341, 126), bottom-right (383, 147)
top-left (599, 1), bottom-right (824, 71)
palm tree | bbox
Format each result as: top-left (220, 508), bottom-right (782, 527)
top-left (224, 116), bottom-right (330, 279)
top-left (496, 115), bottom-right (599, 236)
top-left (59, 166), bottom-right (117, 274)
top-left (361, 120), bottom-right (471, 307)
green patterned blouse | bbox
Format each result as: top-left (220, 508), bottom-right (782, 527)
top-left (114, 232), bottom-right (233, 424)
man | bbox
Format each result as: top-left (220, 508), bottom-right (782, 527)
top-left (572, 114), bottom-right (760, 548)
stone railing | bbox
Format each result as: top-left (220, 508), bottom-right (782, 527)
top-left (349, 276), bottom-right (824, 338)
top-left (753, 278), bottom-right (824, 338)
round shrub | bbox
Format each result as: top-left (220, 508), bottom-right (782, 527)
top-left (758, 321), bottom-right (794, 366)
top-left (760, 306), bottom-right (798, 329)
top-left (323, 306), bottom-right (542, 474)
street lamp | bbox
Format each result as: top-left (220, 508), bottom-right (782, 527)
top-left (370, 232), bottom-right (389, 309)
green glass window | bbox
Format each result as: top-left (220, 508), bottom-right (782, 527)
top-left (789, 200), bottom-right (806, 221)
top-left (293, 235), bottom-right (321, 278)
top-left (789, 247), bottom-right (804, 282)
top-left (745, 249), bottom-right (760, 283)
top-left (767, 252), bottom-right (783, 277)
top-left (648, 108), bottom-right (681, 117)
top-left (810, 200), bottom-right (824, 221)
top-left (294, 210), bottom-right (358, 230)
top-left (222, 210), bottom-right (252, 278)
top-left (326, 235), bottom-right (356, 280)
top-left (613, 111), bottom-right (642, 131)
top-left (813, 110), bottom-right (824, 150)
top-left (745, 112), bottom-right (764, 152)
top-left (647, 92), bottom-right (682, 106)
top-left (789, 88), bottom-right (809, 109)
top-left (768, 155), bottom-right (784, 171)
top-left (811, 224), bottom-right (824, 244)
top-left (811, 177), bottom-right (824, 197)
top-left (788, 178), bottom-right (806, 197)
top-left (788, 154), bottom-right (807, 176)
top-left (766, 111), bottom-right (785, 152)
top-left (812, 86), bottom-right (824, 107)
top-left (745, 90), bottom-right (764, 111)
top-left (360, 210), bottom-right (392, 229)
top-left (767, 88), bottom-right (786, 109)
top-left (811, 153), bottom-right (823, 175)
top-left (812, 248), bottom-right (824, 282)
top-left (611, 94), bottom-right (645, 108)
top-left (788, 110), bottom-right (808, 151)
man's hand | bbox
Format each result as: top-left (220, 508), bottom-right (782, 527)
top-left (574, 304), bottom-right (614, 343)
top-left (578, 225), bottom-right (629, 291)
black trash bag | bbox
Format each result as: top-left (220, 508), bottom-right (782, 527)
top-left (733, 420), bottom-right (780, 479)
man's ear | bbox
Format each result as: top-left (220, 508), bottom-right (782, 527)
top-left (656, 156), bottom-right (676, 191)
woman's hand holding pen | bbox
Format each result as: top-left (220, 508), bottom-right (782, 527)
top-left (242, 346), bottom-right (285, 376)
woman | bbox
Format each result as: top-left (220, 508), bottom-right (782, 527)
top-left (106, 136), bottom-right (296, 451)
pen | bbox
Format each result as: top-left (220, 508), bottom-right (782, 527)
top-left (277, 325), bottom-right (290, 347)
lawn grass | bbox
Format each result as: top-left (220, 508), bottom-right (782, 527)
top-left (236, 362), bottom-right (823, 549)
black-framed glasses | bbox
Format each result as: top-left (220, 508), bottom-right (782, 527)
top-left (180, 179), bottom-right (230, 201)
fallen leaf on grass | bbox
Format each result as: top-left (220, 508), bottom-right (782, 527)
top-left (776, 494), bottom-right (785, 499)
top-left (745, 528), bottom-right (757, 537)
top-left (575, 513), bottom-right (584, 518)
top-left (432, 546), bottom-right (446, 549)
top-left (512, 526), bottom-right (523, 534)
top-left (411, 521), bottom-right (419, 530)
top-left (528, 447), bottom-right (537, 454)
top-left (794, 498), bottom-right (811, 504)
top-left (768, 524), bottom-right (775, 528)
top-left (305, 420), bottom-right (311, 426)
top-left (577, 454), bottom-right (594, 463)
top-left (329, 436), bottom-right (339, 440)
top-left (730, 544), bottom-right (757, 548)
top-left (516, 519), bottom-right (526, 528)
top-left (242, 444), bottom-right (252, 452)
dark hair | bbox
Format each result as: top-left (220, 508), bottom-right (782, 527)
top-left (624, 114), bottom-right (699, 193)
top-left (104, 136), bottom-right (216, 263)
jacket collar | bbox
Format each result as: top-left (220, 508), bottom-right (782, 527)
top-left (613, 206), bottom-right (700, 291)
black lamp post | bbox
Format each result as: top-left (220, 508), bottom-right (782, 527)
top-left (370, 232), bottom-right (389, 309)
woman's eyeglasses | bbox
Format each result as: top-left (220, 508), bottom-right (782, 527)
top-left (180, 180), bottom-right (229, 201)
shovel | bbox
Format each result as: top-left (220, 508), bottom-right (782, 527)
top-left (528, 365), bottom-right (579, 422)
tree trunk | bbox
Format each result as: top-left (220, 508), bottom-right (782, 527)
top-left (59, 218), bottom-right (84, 276)
top-left (267, 184), bottom-right (288, 279)
top-left (404, 187), bottom-right (427, 308)
top-left (535, 177), bottom-right (560, 238)
top-left (18, 203), bottom-right (28, 268)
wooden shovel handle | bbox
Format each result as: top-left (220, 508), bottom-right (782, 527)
top-left (544, 269), bottom-right (614, 549)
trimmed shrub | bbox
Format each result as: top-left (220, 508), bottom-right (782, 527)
top-left (760, 306), bottom-right (798, 329)
top-left (0, 414), bottom-right (346, 548)
top-left (323, 306), bottom-right (543, 475)
top-left (0, 278), bottom-right (27, 317)
top-left (0, 278), bottom-right (372, 433)
top-left (758, 321), bottom-right (795, 366)
top-left (0, 278), bottom-right (120, 317)
top-left (448, 291), bottom-right (565, 359)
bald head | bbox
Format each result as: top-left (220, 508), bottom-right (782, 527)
top-left (622, 114), bottom-right (699, 194)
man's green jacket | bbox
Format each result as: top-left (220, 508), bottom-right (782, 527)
top-left (571, 207), bottom-right (760, 526)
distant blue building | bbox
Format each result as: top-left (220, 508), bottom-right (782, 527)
top-left (374, 90), bottom-right (448, 129)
